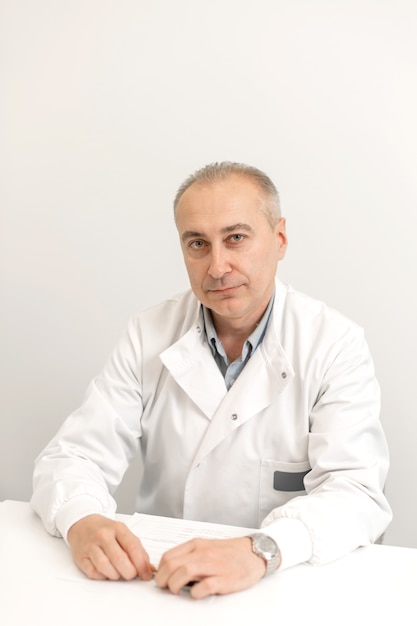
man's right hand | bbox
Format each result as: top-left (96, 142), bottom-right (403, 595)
top-left (67, 514), bottom-right (154, 581)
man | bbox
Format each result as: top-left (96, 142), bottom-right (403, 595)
top-left (31, 162), bottom-right (392, 599)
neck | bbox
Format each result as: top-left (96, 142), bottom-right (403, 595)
top-left (211, 302), bottom-right (270, 362)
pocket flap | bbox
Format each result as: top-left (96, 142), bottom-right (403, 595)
top-left (273, 469), bottom-right (310, 492)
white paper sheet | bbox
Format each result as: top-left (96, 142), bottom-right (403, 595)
top-left (128, 513), bottom-right (256, 567)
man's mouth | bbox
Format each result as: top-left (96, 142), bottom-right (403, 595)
top-left (207, 284), bottom-right (242, 295)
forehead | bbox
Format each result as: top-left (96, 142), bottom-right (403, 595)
top-left (176, 175), bottom-right (265, 226)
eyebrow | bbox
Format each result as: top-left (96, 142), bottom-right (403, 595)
top-left (181, 223), bottom-right (254, 242)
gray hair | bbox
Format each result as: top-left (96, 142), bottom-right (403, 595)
top-left (173, 161), bottom-right (281, 228)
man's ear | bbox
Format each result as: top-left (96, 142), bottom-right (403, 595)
top-left (276, 217), bottom-right (288, 260)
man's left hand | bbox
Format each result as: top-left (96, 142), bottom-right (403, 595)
top-left (154, 536), bottom-right (266, 598)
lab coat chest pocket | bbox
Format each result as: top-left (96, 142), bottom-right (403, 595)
top-left (258, 459), bottom-right (311, 525)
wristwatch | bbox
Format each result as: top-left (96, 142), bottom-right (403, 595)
top-left (247, 533), bottom-right (282, 576)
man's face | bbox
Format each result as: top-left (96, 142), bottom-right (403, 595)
top-left (175, 174), bottom-right (288, 329)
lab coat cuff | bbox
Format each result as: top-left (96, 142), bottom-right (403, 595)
top-left (260, 517), bottom-right (313, 571)
top-left (56, 495), bottom-right (116, 545)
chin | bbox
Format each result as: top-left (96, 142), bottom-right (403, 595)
top-left (211, 299), bottom-right (246, 317)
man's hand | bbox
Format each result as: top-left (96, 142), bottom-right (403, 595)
top-left (154, 536), bottom-right (266, 599)
top-left (67, 514), bottom-right (155, 581)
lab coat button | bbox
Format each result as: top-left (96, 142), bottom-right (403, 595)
top-left (281, 371), bottom-right (287, 379)
top-left (196, 326), bottom-right (202, 333)
top-left (231, 413), bottom-right (238, 420)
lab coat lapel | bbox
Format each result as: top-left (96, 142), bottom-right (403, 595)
top-left (191, 323), bottom-right (294, 467)
top-left (160, 324), bottom-right (227, 420)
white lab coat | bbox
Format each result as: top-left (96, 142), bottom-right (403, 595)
top-left (31, 280), bottom-right (392, 567)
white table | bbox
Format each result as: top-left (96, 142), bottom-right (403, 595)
top-left (1, 500), bottom-right (416, 625)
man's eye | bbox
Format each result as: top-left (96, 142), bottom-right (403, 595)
top-left (190, 240), bottom-right (205, 249)
top-left (229, 234), bottom-right (244, 243)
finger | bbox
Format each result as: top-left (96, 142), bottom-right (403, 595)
top-left (155, 550), bottom-right (213, 593)
top-left (188, 574), bottom-right (246, 599)
top-left (188, 577), bottom-right (219, 599)
top-left (154, 541), bottom-right (193, 586)
top-left (98, 538), bottom-right (141, 580)
top-left (76, 555), bottom-right (108, 580)
top-left (78, 546), bottom-right (120, 580)
top-left (157, 538), bottom-right (203, 572)
top-left (115, 525), bottom-right (154, 580)
top-left (155, 563), bottom-right (200, 594)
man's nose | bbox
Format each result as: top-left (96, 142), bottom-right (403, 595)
top-left (208, 247), bottom-right (232, 279)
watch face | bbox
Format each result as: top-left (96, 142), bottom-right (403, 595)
top-left (254, 534), bottom-right (278, 558)
top-left (250, 534), bottom-right (281, 575)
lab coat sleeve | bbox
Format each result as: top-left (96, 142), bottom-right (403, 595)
top-left (31, 319), bottom-right (143, 541)
top-left (261, 324), bottom-right (392, 565)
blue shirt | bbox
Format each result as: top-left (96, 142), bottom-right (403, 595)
top-left (202, 294), bottom-right (275, 390)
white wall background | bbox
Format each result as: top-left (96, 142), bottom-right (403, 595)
top-left (1, 0), bottom-right (416, 549)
